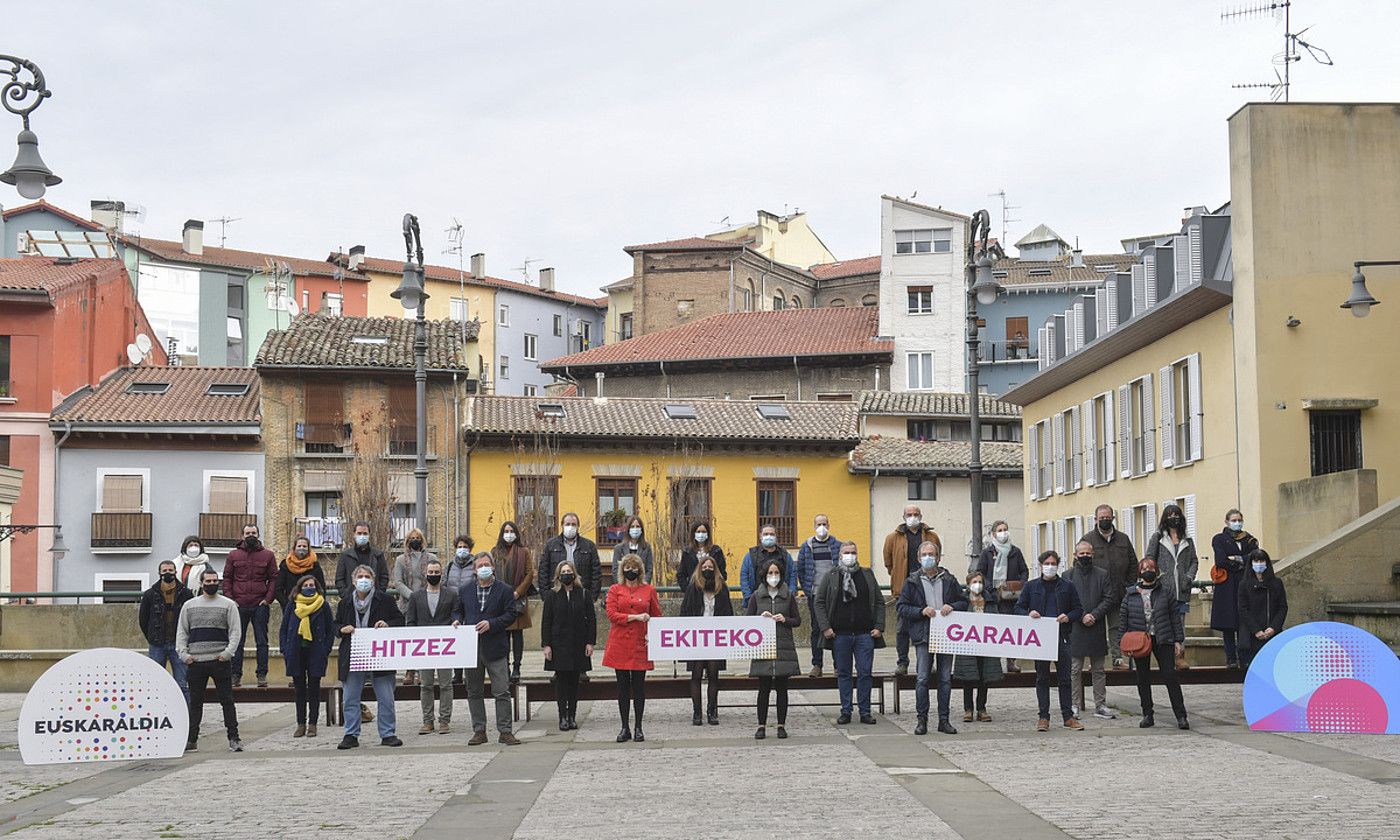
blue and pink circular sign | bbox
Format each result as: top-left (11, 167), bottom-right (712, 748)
top-left (1243, 621), bottom-right (1400, 734)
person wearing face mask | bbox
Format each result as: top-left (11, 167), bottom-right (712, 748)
top-left (335, 521), bottom-right (391, 599)
top-left (739, 525), bottom-right (797, 603)
top-left (1145, 504), bottom-right (1198, 671)
top-left (746, 559), bottom-right (802, 740)
top-left (883, 505), bottom-right (941, 676)
top-left (541, 560), bottom-right (596, 731)
top-left (176, 569), bottom-right (242, 753)
top-left (391, 527), bottom-right (437, 688)
top-left (275, 535), bottom-right (324, 609)
top-left (678, 521), bottom-right (727, 591)
top-left (897, 541), bottom-right (968, 735)
top-left (1080, 504), bottom-right (1138, 670)
top-left (1065, 540), bottom-right (1116, 721)
top-left (336, 564), bottom-right (406, 749)
top-left (539, 512), bottom-right (602, 602)
top-left (953, 571), bottom-right (1003, 722)
top-left (611, 516), bottom-right (655, 585)
top-left (679, 555), bottom-right (733, 726)
top-left (603, 553), bottom-right (662, 742)
top-left (490, 521), bottom-right (535, 682)
top-left (814, 542), bottom-right (885, 725)
top-left (796, 514), bottom-right (842, 677)
top-left (140, 560), bottom-right (194, 704)
top-left (1015, 551), bottom-right (1085, 732)
top-left (974, 520), bottom-right (1028, 674)
top-left (279, 573), bottom-right (334, 738)
top-left (406, 559), bottom-right (460, 734)
top-left (175, 535), bottom-right (215, 590)
top-left (451, 553), bottom-right (522, 745)
top-left (1236, 549), bottom-right (1287, 669)
top-left (445, 535), bottom-right (476, 685)
top-left (1211, 509), bottom-right (1258, 669)
top-left (1119, 558), bottom-right (1189, 729)
top-left (222, 523), bottom-right (278, 689)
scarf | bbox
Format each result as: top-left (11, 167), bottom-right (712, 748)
top-left (286, 549), bottom-right (317, 575)
top-left (160, 579), bottom-right (177, 604)
top-left (293, 592), bottom-right (324, 641)
top-left (354, 591), bottom-right (373, 627)
top-left (992, 540), bottom-right (1011, 587)
top-left (839, 565), bottom-right (859, 603)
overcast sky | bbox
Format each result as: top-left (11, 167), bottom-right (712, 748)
top-left (13, 1), bottom-right (1398, 296)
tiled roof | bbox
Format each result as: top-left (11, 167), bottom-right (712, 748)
top-left (809, 255), bottom-right (880, 280)
top-left (353, 255), bottom-right (605, 309)
top-left (0, 257), bottom-right (127, 299)
top-left (858, 390), bottom-right (1021, 419)
top-left (127, 237), bottom-right (367, 281)
top-left (469, 396), bottom-right (859, 443)
top-left (51, 366), bottom-right (260, 426)
top-left (848, 437), bottom-right (1023, 473)
top-left (540, 307), bottom-right (890, 371)
top-left (1, 200), bottom-right (105, 231)
top-left (623, 236), bottom-right (750, 254)
top-left (993, 253), bottom-right (1135, 287)
top-left (255, 314), bottom-right (479, 371)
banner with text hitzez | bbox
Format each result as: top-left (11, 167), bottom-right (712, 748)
top-left (929, 612), bottom-right (1058, 661)
top-left (349, 626), bottom-right (478, 671)
top-left (647, 617), bottom-right (776, 661)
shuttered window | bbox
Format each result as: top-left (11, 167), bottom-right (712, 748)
top-left (304, 381), bottom-right (344, 444)
top-left (101, 474), bottom-right (144, 512)
top-left (208, 476), bottom-right (248, 514)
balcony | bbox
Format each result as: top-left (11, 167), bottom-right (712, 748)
top-left (296, 422), bottom-right (352, 456)
top-left (91, 512), bottom-right (152, 552)
top-left (200, 512), bottom-right (255, 551)
top-left (978, 340), bottom-right (1037, 364)
top-left (389, 515), bottom-right (430, 548)
top-left (385, 425), bottom-right (437, 459)
top-left (295, 516), bottom-right (345, 550)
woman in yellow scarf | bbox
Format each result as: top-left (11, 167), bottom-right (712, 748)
top-left (279, 573), bottom-right (334, 737)
top-left (276, 536), bottom-right (324, 607)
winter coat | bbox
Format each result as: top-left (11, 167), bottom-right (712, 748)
top-left (678, 545), bottom-right (727, 588)
top-left (222, 543), bottom-right (278, 608)
top-left (538, 534), bottom-right (602, 599)
top-left (280, 597), bottom-right (335, 680)
top-left (895, 570), bottom-right (969, 646)
top-left (176, 553), bottom-right (217, 590)
top-left (679, 582), bottom-right (735, 672)
top-left (611, 541), bottom-right (655, 584)
top-left (335, 589), bottom-right (405, 682)
top-left (602, 582), bottom-right (662, 671)
top-left (139, 581), bottom-right (194, 646)
top-left (494, 543), bottom-right (535, 631)
top-left (1081, 527), bottom-right (1138, 603)
top-left (974, 543), bottom-right (1029, 601)
top-left (452, 579), bottom-right (520, 663)
top-left (813, 564), bottom-right (886, 648)
top-left (952, 595), bottom-right (1004, 684)
top-left (1237, 573), bottom-right (1287, 648)
top-left (745, 584), bottom-right (802, 678)
top-left (883, 524), bottom-right (941, 596)
top-left (274, 555), bottom-right (326, 608)
top-left (390, 549), bottom-right (437, 608)
top-left (335, 544), bottom-right (390, 600)
top-left (405, 586), bottom-right (460, 628)
top-left (1065, 560), bottom-right (1112, 658)
top-left (444, 552), bottom-right (476, 592)
top-left (1014, 576), bottom-right (1084, 639)
top-left (1118, 584), bottom-right (1186, 648)
top-left (1146, 531), bottom-right (1199, 607)
top-left (738, 545), bottom-right (798, 601)
top-left (1210, 529), bottom-right (1259, 630)
top-left (796, 534), bottom-right (844, 598)
top-left (541, 584), bottom-right (596, 672)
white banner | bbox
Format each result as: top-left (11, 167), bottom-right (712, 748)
top-left (20, 648), bottom-right (190, 765)
top-left (647, 616), bottom-right (776, 661)
top-left (929, 611), bottom-right (1059, 661)
top-left (349, 626), bottom-right (478, 671)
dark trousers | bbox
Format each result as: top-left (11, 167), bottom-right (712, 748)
top-left (187, 658), bottom-right (239, 743)
top-left (896, 615), bottom-right (910, 666)
top-left (757, 675), bottom-right (789, 726)
top-left (290, 661), bottom-right (321, 726)
top-left (963, 684), bottom-right (989, 712)
top-left (690, 661), bottom-right (720, 715)
top-left (510, 629), bottom-right (524, 671)
top-left (808, 600), bottom-right (825, 667)
top-left (1221, 629), bottom-right (1239, 664)
top-left (554, 670), bottom-right (581, 721)
top-left (235, 604), bottom-right (270, 679)
top-left (616, 670), bottom-right (647, 728)
top-left (1035, 633), bottom-right (1074, 722)
top-left (1135, 643), bottom-right (1188, 719)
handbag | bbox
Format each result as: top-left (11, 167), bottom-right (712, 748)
top-left (1210, 564), bottom-right (1229, 585)
top-left (1121, 630), bottom-right (1153, 658)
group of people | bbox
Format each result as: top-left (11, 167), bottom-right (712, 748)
top-left (137, 501), bottom-right (1288, 752)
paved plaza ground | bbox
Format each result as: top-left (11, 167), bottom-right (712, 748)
top-left (2, 654), bottom-right (1397, 839)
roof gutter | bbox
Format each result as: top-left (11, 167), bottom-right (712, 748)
top-left (52, 420), bottom-right (73, 594)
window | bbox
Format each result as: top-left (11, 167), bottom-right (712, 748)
top-left (908, 477), bottom-right (936, 500)
top-left (1161, 354), bottom-right (1203, 467)
top-left (577, 321), bottom-right (593, 350)
top-left (906, 352), bottom-right (934, 390)
top-left (664, 404), bottom-right (697, 420)
top-left (389, 502), bottom-right (417, 547)
top-left (538, 403), bottom-right (565, 418)
top-left (137, 263), bottom-right (200, 359)
top-left (595, 478), bottom-right (638, 546)
top-left (553, 314), bottom-right (564, 337)
top-left (206, 382), bottom-right (250, 396)
top-left (669, 477), bottom-right (712, 534)
top-left (0, 434), bottom-right (8, 465)
top-left (748, 394), bottom-right (786, 402)
top-left (207, 476), bottom-right (249, 514)
top-left (756, 480), bottom-right (797, 546)
top-left (350, 336), bottom-right (387, 345)
top-left (981, 423), bottom-right (1021, 442)
top-left (1125, 375), bottom-right (1156, 476)
top-left (386, 382), bottom-right (416, 456)
top-left (93, 470), bottom-right (151, 551)
top-left (894, 228), bottom-right (952, 254)
top-left (982, 476), bottom-right (1000, 502)
top-left (907, 419), bottom-right (936, 441)
top-left (742, 282), bottom-right (755, 311)
top-left (499, 356), bottom-right (510, 379)
top-left (322, 292), bottom-right (343, 316)
top-left (523, 384), bottom-right (538, 397)
top-left (1006, 317), bottom-right (1030, 349)
top-left (861, 294), bottom-right (878, 307)
top-left (1310, 410), bottom-right (1362, 476)
top-left (1029, 418), bottom-right (1052, 500)
top-left (791, 296), bottom-right (802, 309)
top-left (829, 298), bottom-right (846, 308)
top-left (126, 382), bottom-right (170, 395)
top-left (97, 577), bottom-right (145, 605)
top-left (0, 335), bottom-right (9, 397)
top-left (100, 473), bottom-right (145, 512)
top-left (304, 491), bottom-right (342, 519)
top-left (907, 285), bottom-right (933, 314)
top-left (619, 313), bottom-right (634, 341)
top-left (815, 393), bottom-right (853, 401)
top-left (756, 404), bottom-right (791, 420)
top-left (498, 305), bottom-right (510, 327)
top-left (1088, 391), bottom-right (1115, 486)
top-left (450, 297), bottom-right (469, 322)
top-left (772, 295), bottom-right (785, 311)
top-left (524, 333), bottom-right (538, 360)
top-left (513, 475), bottom-right (558, 538)
top-left (678, 299), bottom-right (694, 316)
top-left (303, 381), bottom-right (346, 453)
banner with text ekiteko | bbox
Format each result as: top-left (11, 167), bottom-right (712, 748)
top-left (647, 616), bottom-right (776, 661)
top-left (929, 612), bottom-right (1058, 661)
top-left (349, 626), bottom-right (478, 671)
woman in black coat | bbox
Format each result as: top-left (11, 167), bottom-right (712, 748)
top-left (1210, 509), bottom-right (1259, 669)
top-left (680, 554), bottom-right (734, 726)
top-left (541, 560), bottom-right (596, 732)
top-left (1119, 558), bottom-right (1188, 730)
top-left (952, 570), bottom-right (1003, 722)
top-left (1237, 548), bottom-right (1287, 668)
top-left (678, 521), bottom-right (727, 587)
top-left (280, 573), bottom-right (335, 737)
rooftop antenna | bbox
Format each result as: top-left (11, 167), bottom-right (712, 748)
top-left (210, 216), bottom-right (241, 248)
top-left (988, 188), bottom-right (1020, 245)
top-left (1223, 1), bottom-right (1333, 102)
top-left (709, 215), bottom-right (731, 229)
top-left (443, 218), bottom-right (468, 320)
top-left (515, 257), bottom-right (540, 282)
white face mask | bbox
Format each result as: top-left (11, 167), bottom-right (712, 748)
top-left (1252, 562), bottom-right (1267, 573)
top-left (970, 582), bottom-right (984, 594)
top-left (905, 516), bottom-right (921, 530)
top-left (1042, 564), bottom-right (1060, 579)
top-left (695, 532), bottom-right (708, 543)
top-left (994, 530), bottom-right (1009, 545)
top-left (815, 524), bottom-right (829, 539)
top-left (185, 545), bottom-right (201, 559)
top-left (503, 531), bottom-right (517, 544)
top-left (840, 554), bottom-right (858, 568)
top-left (760, 535), bottom-right (777, 548)
top-left (562, 525), bottom-right (578, 540)
top-left (629, 526), bottom-right (643, 540)
top-left (766, 574), bottom-right (782, 587)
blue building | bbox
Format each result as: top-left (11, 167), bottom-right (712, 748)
top-left (0, 199), bottom-right (114, 259)
top-left (491, 267), bottom-right (606, 396)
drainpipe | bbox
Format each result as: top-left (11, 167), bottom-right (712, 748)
top-left (52, 420), bottom-right (74, 595)
top-left (868, 469), bottom-right (879, 584)
top-left (793, 355), bottom-right (801, 400)
top-left (659, 360), bottom-right (670, 398)
top-left (728, 258), bottom-right (736, 312)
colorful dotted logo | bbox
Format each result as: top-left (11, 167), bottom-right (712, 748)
top-left (1243, 622), bottom-right (1400, 734)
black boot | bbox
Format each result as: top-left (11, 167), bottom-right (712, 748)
top-left (914, 716), bottom-right (928, 735)
top-left (1140, 712), bottom-right (1155, 728)
top-left (692, 707), bottom-right (703, 726)
top-left (707, 705), bottom-right (719, 726)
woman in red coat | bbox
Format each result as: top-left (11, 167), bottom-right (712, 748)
top-left (603, 553), bottom-right (662, 743)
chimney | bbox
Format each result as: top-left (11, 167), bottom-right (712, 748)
top-left (470, 252), bottom-right (486, 279)
top-left (348, 244), bottom-right (365, 271)
top-left (595, 371), bottom-right (605, 397)
top-left (182, 219), bottom-right (204, 255)
top-left (539, 267), bottom-right (555, 292)
top-left (91, 200), bottom-right (125, 234)
top-left (1070, 249), bottom-right (1083, 268)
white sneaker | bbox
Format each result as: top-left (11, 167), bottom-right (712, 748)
top-left (1071, 706), bottom-right (1079, 719)
top-left (1094, 705), bottom-right (1118, 720)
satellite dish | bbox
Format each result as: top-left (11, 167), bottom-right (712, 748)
top-left (287, 300), bottom-right (300, 317)
top-left (126, 344), bottom-right (143, 365)
top-left (135, 333), bottom-right (153, 354)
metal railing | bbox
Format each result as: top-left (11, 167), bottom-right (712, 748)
top-left (385, 425), bottom-right (437, 458)
top-left (978, 340), bottom-right (1036, 363)
top-left (91, 512), bottom-right (152, 549)
top-left (296, 421), bottom-right (351, 455)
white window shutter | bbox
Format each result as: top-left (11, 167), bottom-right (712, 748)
top-left (1188, 225), bottom-right (1203, 285)
top-left (1188, 353), bottom-right (1203, 463)
top-left (1105, 278), bottom-right (1119, 329)
top-left (1122, 509), bottom-right (1134, 551)
top-left (1184, 494), bottom-right (1198, 540)
top-left (1131, 264), bottom-right (1146, 316)
top-left (1030, 523), bottom-right (1041, 562)
top-left (1069, 407), bottom-right (1081, 491)
top-left (1142, 374), bottom-right (1156, 473)
top-left (1144, 257), bottom-right (1158, 308)
top-left (1145, 503), bottom-right (1158, 541)
top-left (1055, 519), bottom-right (1066, 558)
top-left (1028, 423), bottom-right (1040, 500)
top-left (1159, 365), bottom-right (1176, 469)
top-left (1118, 384), bottom-right (1131, 478)
top-left (1095, 288), bottom-right (1109, 336)
top-left (1053, 413), bottom-right (1066, 494)
top-left (1083, 399), bottom-right (1097, 487)
top-left (1103, 389), bottom-right (1115, 484)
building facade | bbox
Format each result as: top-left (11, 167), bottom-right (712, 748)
top-left (0, 465), bottom-right (21, 594)
top-left (879, 196), bottom-right (970, 394)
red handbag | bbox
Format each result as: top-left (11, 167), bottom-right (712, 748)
top-left (1121, 630), bottom-right (1153, 658)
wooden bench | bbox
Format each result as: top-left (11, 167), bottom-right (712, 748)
top-left (514, 674), bottom-right (890, 722)
top-left (888, 664), bottom-right (1246, 714)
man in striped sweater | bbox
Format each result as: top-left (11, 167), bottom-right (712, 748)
top-left (177, 568), bottom-right (244, 752)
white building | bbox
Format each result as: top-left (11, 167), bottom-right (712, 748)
top-left (879, 196), bottom-right (969, 394)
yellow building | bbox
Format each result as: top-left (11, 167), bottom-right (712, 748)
top-left (355, 253), bottom-right (498, 376)
top-left (464, 395), bottom-right (869, 585)
top-left (706, 210), bottom-right (836, 269)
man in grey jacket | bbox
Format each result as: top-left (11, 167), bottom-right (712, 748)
top-left (176, 569), bottom-right (243, 752)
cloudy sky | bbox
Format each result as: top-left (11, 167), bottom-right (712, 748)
top-left (12, 1), bottom-right (1398, 296)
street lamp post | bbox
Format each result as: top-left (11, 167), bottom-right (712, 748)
top-left (0, 55), bottom-right (61, 199)
top-left (392, 214), bottom-right (431, 539)
top-left (1340, 260), bottom-right (1400, 318)
top-left (965, 209), bottom-right (1003, 562)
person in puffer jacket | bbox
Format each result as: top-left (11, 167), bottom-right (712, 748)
top-left (1119, 558), bottom-right (1189, 730)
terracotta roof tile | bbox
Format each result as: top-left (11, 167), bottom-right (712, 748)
top-left (127, 237), bottom-right (368, 281)
top-left (858, 390), bottom-right (1021, 419)
top-left (622, 236), bottom-right (750, 254)
top-left (51, 366), bottom-right (260, 426)
top-left (848, 437), bottom-right (1023, 473)
top-left (255, 314), bottom-right (479, 371)
top-left (353, 255), bottom-right (605, 309)
top-left (994, 253), bottom-right (1135, 287)
top-left (0, 257), bottom-right (127, 299)
top-left (809, 255), bottom-right (880, 280)
top-left (1, 200), bottom-right (105, 231)
top-left (541, 307), bottom-right (890, 371)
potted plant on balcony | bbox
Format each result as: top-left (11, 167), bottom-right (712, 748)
top-left (601, 506), bottom-right (628, 544)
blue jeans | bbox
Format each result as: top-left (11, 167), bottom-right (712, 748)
top-left (147, 642), bottom-right (189, 703)
top-left (235, 604), bottom-right (270, 680)
top-left (1035, 632), bottom-right (1074, 721)
top-left (833, 631), bottom-right (875, 716)
top-left (915, 645), bottom-right (952, 721)
top-left (343, 672), bottom-right (397, 739)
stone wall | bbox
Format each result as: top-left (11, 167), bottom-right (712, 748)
top-left (1275, 469), bottom-right (1378, 558)
top-left (1275, 493), bottom-right (1400, 625)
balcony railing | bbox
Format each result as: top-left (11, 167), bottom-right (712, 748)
top-left (200, 513), bottom-right (255, 550)
top-left (296, 421), bottom-right (351, 455)
top-left (978, 340), bottom-right (1036, 363)
top-left (385, 425), bottom-right (437, 458)
top-left (389, 516), bottom-right (429, 548)
top-left (294, 517), bottom-right (345, 550)
top-left (91, 512), bottom-right (152, 550)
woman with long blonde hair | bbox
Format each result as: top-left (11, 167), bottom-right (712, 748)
top-left (679, 554), bottom-right (733, 726)
top-left (541, 560), bottom-right (596, 731)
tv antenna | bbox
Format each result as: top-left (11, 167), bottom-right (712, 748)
top-left (515, 257), bottom-right (540, 281)
top-left (1223, 1), bottom-right (1333, 102)
top-left (988, 188), bottom-right (1020, 245)
top-left (210, 216), bottom-right (241, 248)
top-left (710, 215), bottom-right (731, 229)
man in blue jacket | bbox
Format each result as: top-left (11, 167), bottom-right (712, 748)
top-left (1016, 550), bottom-right (1085, 731)
top-left (896, 541), bottom-right (967, 735)
top-left (795, 514), bottom-right (842, 677)
top-left (453, 553), bottom-right (521, 746)
top-left (739, 524), bottom-right (798, 603)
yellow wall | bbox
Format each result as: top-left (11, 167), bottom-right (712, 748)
top-left (708, 211), bottom-right (835, 269)
top-left (605, 285), bottom-right (634, 344)
top-left (363, 267), bottom-right (497, 379)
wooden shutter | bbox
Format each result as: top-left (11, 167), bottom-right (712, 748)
top-left (1030, 523), bottom-right (1041, 562)
top-left (1028, 423), bottom-right (1041, 500)
top-left (102, 475), bottom-right (144, 512)
top-left (209, 476), bottom-right (248, 514)
top-left (1118, 385), bottom-right (1131, 478)
top-left (1188, 354), bottom-right (1203, 462)
top-left (1083, 399), bottom-right (1097, 487)
top-left (1159, 365), bottom-right (1176, 468)
top-left (304, 382), bottom-right (344, 443)
top-left (388, 382), bottom-right (415, 429)
top-left (1052, 413), bottom-right (1065, 494)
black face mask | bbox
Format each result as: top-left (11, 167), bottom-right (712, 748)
top-left (701, 568), bottom-right (716, 581)
top-left (559, 573), bottom-right (576, 586)
top-left (1074, 555), bottom-right (1093, 565)
top-left (1140, 570), bottom-right (1159, 586)
top-left (244, 537), bottom-right (260, 551)
top-left (160, 572), bottom-right (176, 584)
top-left (424, 574), bottom-right (441, 586)
top-left (202, 583), bottom-right (220, 596)
top-left (408, 539), bottom-right (423, 551)
top-left (1167, 518), bottom-right (1183, 530)
top-left (1097, 519), bottom-right (1113, 533)
top-left (622, 569), bottom-right (640, 581)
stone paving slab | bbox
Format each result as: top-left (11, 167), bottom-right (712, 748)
top-left (571, 692), bottom-right (832, 742)
top-left (0, 762), bottom-right (109, 804)
top-left (1278, 732), bottom-right (1400, 766)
